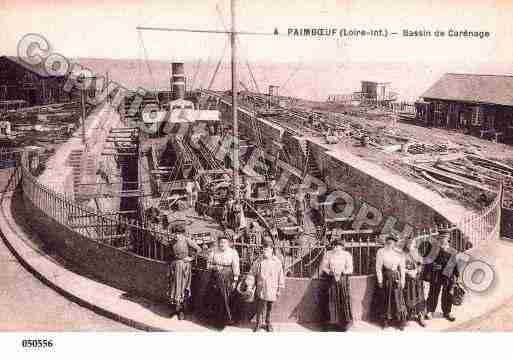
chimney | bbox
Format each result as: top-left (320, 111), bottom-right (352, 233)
top-left (268, 85), bottom-right (279, 107)
top-left (171, 62), bottom-right (185, 100)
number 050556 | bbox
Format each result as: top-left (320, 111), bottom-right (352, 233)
top-left (21, 339), bottom-right (54, 348)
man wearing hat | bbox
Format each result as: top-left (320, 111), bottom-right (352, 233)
top-left (167, 224), bottom-right (202, 320)
top-left (375, 233), bottom-right (408, 330)
top-left (425, 229), bottom-right (459, 322)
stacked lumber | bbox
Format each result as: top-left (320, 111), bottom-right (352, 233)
top-left (407, 142), bottom-right (448, 155)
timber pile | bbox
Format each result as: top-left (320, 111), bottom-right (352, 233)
top-left (434, 162), bottom-right (480, 182)
top-left (466, 155), bottom-right (513, 177)
top-left (412, 163), bottom-right (494, 193)
top-left (408, 142), bottom-right (448, 155)
top-left (420, 171), bottom-right (463, 189)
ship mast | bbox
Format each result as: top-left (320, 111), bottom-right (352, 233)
top-left (230, 0), bottom-right (240, 202)
top-left (137, 0), bottom-right (269, 201)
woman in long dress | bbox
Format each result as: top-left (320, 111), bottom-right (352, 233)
top-left (375, 234), bottom-right (408, 330)
top-left (402, 240), bottom-right (427, 327)
top-left (203, 236), bottom-right (240, 329)
top-left (320, 238), bottom-right (354, 331)
top-left (167, 224), bottom-right (201, 320)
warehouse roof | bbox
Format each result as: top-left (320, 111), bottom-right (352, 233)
top-left (421, 73), bottom-right (513, 106)
top-left (0, 55), bottom-right (62, 78)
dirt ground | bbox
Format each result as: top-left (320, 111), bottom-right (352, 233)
top-left (452, 295), bottom-right (513, 332)
top-left (301, 101), bottom-right (513, 211)
top-left (309, 101), bottom-right (513, 159)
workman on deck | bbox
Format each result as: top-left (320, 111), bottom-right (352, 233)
top-left (295, 187), bottom-right (306, 229)
top-left (223, 194), bottom-right (236, 228)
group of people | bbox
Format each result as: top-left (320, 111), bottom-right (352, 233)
top-left (316, 229), bottom-right (461, 332)
top-left (166, 226), bottom-right (285, 332)
top-left (164, 216), bottom-right (461, 332)
top-left (375, 230), bottom-right (460, 330)
top-left (221, 194), bottom-right (245, 230)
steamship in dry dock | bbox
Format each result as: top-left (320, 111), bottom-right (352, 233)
top-left (117, 61), bottom-right (314, 274)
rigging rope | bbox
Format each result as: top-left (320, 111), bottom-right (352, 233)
top-left (190, 58), bottom-right (203, 91)
top-left (198, 48), bottom-right (214, 90)
top-left (279, 61), bottom-right (304, 100)
top-left (245, 59), bottom-right (260, 94)
top-left (137, 30), bottom-right (159, 102)
top-left (207, 39), bottom-right (229, 91)
top-left (216, 3), bottom-right (260, 95)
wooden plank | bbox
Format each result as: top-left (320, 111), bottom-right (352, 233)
top-left (338, 229), bottom-right (374, 234)
top-left (467, 155), bottom-right (513, 176)
top-left (420, 171), bottom-right (463, 189)
top-left (101, 152), bottom-right (137, 156)
top-left (412, 163), bottom-right (493, 192)
top-left (434, 163), bottom-right (479, 181)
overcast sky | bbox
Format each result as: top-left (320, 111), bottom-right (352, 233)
top-left (1, 0), bottom-right (511, 64)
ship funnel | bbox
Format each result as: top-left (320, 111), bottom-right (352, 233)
top-left (268, 85), bottom-right (279, 107)
top-left (171, 62), bottom-right (186, 100)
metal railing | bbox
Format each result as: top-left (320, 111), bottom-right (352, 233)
top-left (452, 182), bottom-right (503, 249)
top-left (228, 184), bottom-right (503, 278)
top-left (20, 163), bottom-right (173, 261)
top-left (13, 150), bottom-right (505, 280)
top-left (231, 233), bottom-right (383, 278)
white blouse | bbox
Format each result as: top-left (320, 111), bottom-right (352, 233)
top-left (375, 247), bottom-right (406, 285)
top-left (320, 249), bottom-right (354, 279)
top-left (207, 247), bottom-right (240, 277)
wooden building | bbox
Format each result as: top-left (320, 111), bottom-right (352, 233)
top-left (416, 73), bottom-right (513, 142)
top-left (0, 56), bottom-right (79, 106)
top-left (359, 80), bottom-right (397, 106)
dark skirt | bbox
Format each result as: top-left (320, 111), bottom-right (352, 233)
top-left (167, 260), bottom-right (192, 305)
top-left (379, 268), bottom-right (408, 322)
top-left (404, 275), bottom-right (426, 317)
top-left (202, 267), bottom-right (234, 327)
top-left (195, 202), bottom-right (204, 216)
top-left (327, 275), bottom-right (353, 325)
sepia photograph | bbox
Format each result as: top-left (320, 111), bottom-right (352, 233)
top-left (1, 0), bottom-right (513, 356)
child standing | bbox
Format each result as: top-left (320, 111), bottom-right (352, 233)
top-left (250, 244), bottom-right (285, 332)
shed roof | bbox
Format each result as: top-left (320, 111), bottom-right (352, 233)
top-left (0, 55), bottom-right (62, 78)
top-left (421, 73), bottom-right (513, 106)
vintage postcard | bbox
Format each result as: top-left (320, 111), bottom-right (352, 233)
top-left (1, 0), bottom-right (512, 355)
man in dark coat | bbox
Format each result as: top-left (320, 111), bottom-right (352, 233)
top-left (425, 230), bottom-right (459, 322)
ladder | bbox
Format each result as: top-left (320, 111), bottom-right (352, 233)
top-left (158, 156), bottom-right (183, 209)
top-left (302, 142), bottom-right (322, 179)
